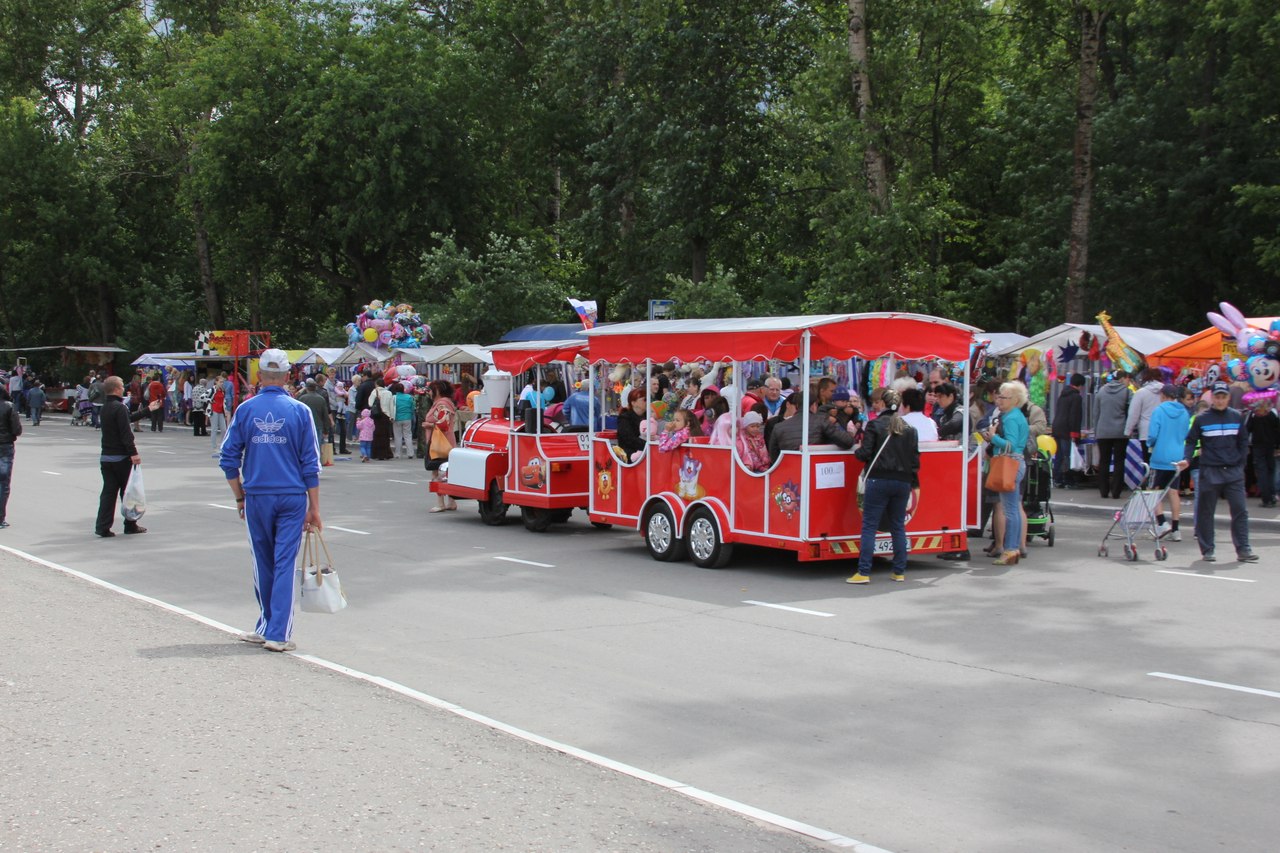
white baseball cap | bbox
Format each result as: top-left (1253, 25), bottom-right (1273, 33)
top-left (259, 349), bottom-right (291, 371)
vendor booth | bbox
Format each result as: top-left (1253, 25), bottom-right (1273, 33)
top-left (1146, 317), bottom-right (1279, 368)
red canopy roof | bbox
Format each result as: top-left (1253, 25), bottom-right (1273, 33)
top-left (582, 314), bottom-right (980, 364)
top-left (487, 339), bottom-right (587, 374)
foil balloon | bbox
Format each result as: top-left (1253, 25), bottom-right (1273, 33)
top-left (1226, 358), bottom-right (1248, 382)
top-left (362, 327), bottom-right (378, 343)
top-left (1245, 355), bottom-right (1280, 390)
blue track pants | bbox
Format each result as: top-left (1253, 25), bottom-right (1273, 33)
top-left (245, 492), bottom-right (307, 642)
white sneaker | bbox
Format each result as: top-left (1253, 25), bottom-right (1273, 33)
top-left (1156, 521), bottom-right (1172, 539)
top-left (238, 632), bottom-right (266, 644)
top-left (262, 639), bottom-right (296, 653)
top-left (1170, 529), bottom-right (1182, 542)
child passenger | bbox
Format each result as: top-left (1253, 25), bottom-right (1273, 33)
top-left (659, 408), bottom-right (703, 452)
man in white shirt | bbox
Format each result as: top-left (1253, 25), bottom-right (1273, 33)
top-left (900, 388), bottom-right (939, 442)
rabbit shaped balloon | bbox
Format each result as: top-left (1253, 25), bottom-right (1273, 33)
top-left (1206, 302), bottom-right (1280, 391)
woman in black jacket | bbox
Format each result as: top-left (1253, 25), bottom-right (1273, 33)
top-left (615, 388), bottom-right (648, 461)
top-left (848, 389), bottom-right (920, 585)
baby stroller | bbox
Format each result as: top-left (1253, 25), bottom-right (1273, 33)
top-left (71, 399), bottom-right (93, 426)
top-left (1098, 464), bottom-right (1173, 562)
top-left (1024, 449), bottom-right (1055, 546)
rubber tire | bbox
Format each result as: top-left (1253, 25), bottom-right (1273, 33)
top-left (1125, 544), bottom-right (1138, 562)
top-left (1155, 547), bottom-right (1168, 562)
top-left (1098, 546), bottom-right (1108, 558)
top-left (1047, 526), bottom-right (1055, 547)
top-left (686, 508), bottom-right (733, 569)
top-left (550, 508), bottom-right (573, 523)
top-left (644, 505), bottom-right (686, 562)
top-left (478, 482), bottom-right (509, 526)
top-left (521, 506), bottom-right (553, 533)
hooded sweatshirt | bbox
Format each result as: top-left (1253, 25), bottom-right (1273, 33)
top-left (1124, 380), bottom-right (1164, 440)
top-left (1146, 399), bottom-right (1190, 471)
top-left (1093, 378), bottom-right (1133, 439)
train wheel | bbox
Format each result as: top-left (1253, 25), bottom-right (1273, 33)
top-left (522, 506), bottom-right (553, 533)
top-left (478, 482), bottom-right (509, 526)
top-left (686, 508), bottom-right (733, 569)
top-left (550, 508), bottom-right (573, 523)
top-left (644, 505), bottom-right (686, 562)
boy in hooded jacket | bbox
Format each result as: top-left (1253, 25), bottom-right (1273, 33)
top-left (1147, 384), bottom-right (1191, 540)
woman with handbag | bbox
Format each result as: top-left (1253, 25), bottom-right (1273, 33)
top-left (423, 380), bottom-right (458, 512)
top-left (847, 389), bottom-right (920, 585)
top-left (983, 381), bottom-right (1030, 565)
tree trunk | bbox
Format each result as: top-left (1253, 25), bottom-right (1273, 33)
top-left (691, 235), bottom-right (708, 284)
top-left (847, 0), bottom-right (888, 211)
top-left (1064, 7), bottom-right (1107, 324)
top-left (191, 194), bottom-right (223, 328)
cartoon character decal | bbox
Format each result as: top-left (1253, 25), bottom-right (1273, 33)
top-left (772, 479), bottom-right (800, 519)
top-left (676, 454), bottom-right (705, 500)
top-left (520, 457), bottom-right (545, 490)
top-left (595, 458), bottom-right (614, 500)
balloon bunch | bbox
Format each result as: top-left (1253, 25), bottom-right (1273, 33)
top-left (1206, 302), bottom-right (1280, 391)
top-left (344, 299), bottom-right (431, 349)
top-left (381, 362), bottom-right (429, 394)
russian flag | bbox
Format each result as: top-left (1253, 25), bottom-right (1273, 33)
top-left (567, 298), bottom-right (598, 330)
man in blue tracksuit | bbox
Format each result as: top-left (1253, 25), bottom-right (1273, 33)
top-left (220, 349), bottom-right (323, 652)
top-left (1177, 381), bottom-right (1255, 563)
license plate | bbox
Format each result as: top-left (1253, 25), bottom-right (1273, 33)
top-left (872, 537), bottom-right (909, 554)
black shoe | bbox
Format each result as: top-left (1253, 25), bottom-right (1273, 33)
top-left (1238, 552), bottom-right (1259, 563)
top-left (123, 525), bottom-right (147, 535)
top-left (0, 521), bottom-right (9, 529)
top-left (96, 529), bottom-right (115, 537)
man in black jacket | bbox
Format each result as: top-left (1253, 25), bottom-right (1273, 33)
top-left (1178, 382), bottom-right (1256, 563)
top-left (0, 387), bottom-right (23, 528)
top-left (1051, 373), bottom-right (1086, 488)
top-left (766, 393), bottom-right (854, 461)
top-left (96, 376), bottom-right (161, 537)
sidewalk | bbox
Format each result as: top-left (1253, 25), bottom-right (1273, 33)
top-left (1047, 484), bottom-right (1280, 527)
top-left (0, 551), bottom-right (831, 852)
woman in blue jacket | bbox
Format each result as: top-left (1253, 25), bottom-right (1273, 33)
top-left (984, 381), bottom-right (1029, 565)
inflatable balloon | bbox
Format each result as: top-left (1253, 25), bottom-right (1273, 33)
top-left (369, 299), bottom-right (384, 310)
top-left (1245, 355), bottom-right (1279, 390)
top-left (1265, 337), bottom-right (1280, 361)
top-left (363, 327), bottom-right (378, 343)
top-left (378, 331), bottom-right (393, 346)
top-left (1204, 362), bottom-right (1224, 384)
top-left (1036, 435), bottom-right (1057, 456)
top-left (1246, 333), bottom-right (1267, 356)
top-left (1226, 358), bottom-right (1248, 382)
top-left (1206, 311), bottom-right (1237, 336)
top-left (396, 364), bottom-right (416, 379)
top-left (1220, 301), bottom-right (1247, 330)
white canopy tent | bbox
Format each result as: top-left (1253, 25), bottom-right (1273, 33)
top-left (131, 352), bottom-right (199, 369)
top-left (329, 342), bottom-right (452, 365)
top-left (990, 323), bottom-right (1184, 359)
top-left (295, 347), bottom-right (347, 365)
top-left (419, 344), bottom-right (493, 365)
top-left (976, 332), bottom-right (1028, 353)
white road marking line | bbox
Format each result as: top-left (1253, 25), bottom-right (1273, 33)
top-left (1155, 570), bottom-right (1256, 583)
top-left (743, 600), bottom-right (835, 618)
top-left (208, 503), bottom-right (239, 510)
top-left (495, 556), bottom-right (555, 568)
top-left (155, 450), bottom-right (176, 454)
top-left (387, 479), bottom-right (419, 485)
top-left (0, 542), bottom-right (881, 852)
top-left (328, 525), bottom-right (371, 535)
top-left (41, 471), bottom-right (63, 476)
top-left (1149, 672), bottom-right (1280, 700)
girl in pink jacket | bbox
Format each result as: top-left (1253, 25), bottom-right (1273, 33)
top-left (355, 408), bottom-right (376, 462)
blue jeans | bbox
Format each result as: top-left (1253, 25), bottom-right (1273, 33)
top-left (858, 478), bottom-right (911, 573)
top-left (0, 444), bottom-right (13, 523)
top-left (999, 456), bottom-right (1026, 552)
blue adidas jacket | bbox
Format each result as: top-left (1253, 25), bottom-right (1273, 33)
top-left (1146, 400), bottom-right (1190, 471)
top-left (1183, 406), bottom-right (1248, 471)
top-left (220, 386), bottom-right (321, 494)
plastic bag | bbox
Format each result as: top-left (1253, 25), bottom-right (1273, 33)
top-left (122, 465), bottom-right (146, 521)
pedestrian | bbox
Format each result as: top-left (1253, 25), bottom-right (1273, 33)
top-left (1051, 374), bottom-right (1086, 488)
top-left (297, 378), bottom-right (333, 467)
top-left (1247, 396), bottom-right (1278, 509)
top-left (369, 378), bottom-right (395, 460)
top-left (88, 373), bottom-right (105, 428)
top-left (984, 381), bottom-right (1030, 566)
top-left (95, 376), bottom-right (162, 537)
top-left (847, 388), bottom-right (919, 584)
top-left (391, 381), bottom-right (416, 459)
top-left (209, 380), bottom-right (228, 455)
top-left (147, 372), bottom-right (166, 432)
top-left (191, 378), bottom-right (211, 436)
top-left (25, 382), bottom-right (46, 426)
top-left (1178, 381), bottom-right (1257, 563)
top-left (1092, 370), bottom-right (1133, 499)
top-left (0, 387), bottom-right (23, 528)
top-left (355, 407), bottom-right (375, 462)
top-left (331, 380), bottom-right (350, 455)
top-left (127, 372), bottom-right (144, 432)
top-left (1147, 383), bottom-right (1191, 541)
top-left (219, 349), bottom-right (322, 653)
top-left (1124, 367), bottom-right (1165, 462)
top-left (423, 380), bottom-right (458, 511)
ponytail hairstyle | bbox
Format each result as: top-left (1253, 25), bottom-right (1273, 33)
top-left (879, 388), bottom-right (907, 436)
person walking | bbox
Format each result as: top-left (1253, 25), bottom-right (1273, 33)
top-left (219, 350), bottom-right (322, 653)
top-left (1124, 368), bottom-right (1165, 462)
top-left (191, 378), bottom-right (211, 436)
top-left (1247, 397), bottom-right (1278, 509)
top-left (209, 381), bottom-right (228, 455)
top-left (423, 380), bottom-right (458, 511)
top-left (369, 379), bottom-right (395, 460)
top-left (127, 372), bottom-right (145, 432)
top-left (96, 377), bottom-right (162, 537)
top-left (1051, 373), bottom-right (1086, 488)
top-left (984, 381), bottom-right (1030, 566)
top-left (297, 378), bottom-right (333, 467)
top-left (25, 382), bottom-right (46, 425)
top-left (391, 382), bottom-right (416, 459)
top-left (847, 388), bottom-right (920, 584)
top-left (1147, 383), bottom-right (1191, 542)
top-left (87, 373), bottom-right (105, 429)
top-left (0, 387), bottom-right (23, 528)
top-left (147, 373), bottom-right (166, 432)
top-left (1178, 381), bottom-right (1257, 563)
top-left (1092, 370), bottom-right (1133, 499)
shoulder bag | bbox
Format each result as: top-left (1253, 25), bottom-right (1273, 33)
top-left (297, 530), bottom-right (347, 614)
top-left (857, 429), bottom-right (892, 510)
top-left (986, 452), bottom-right (1019, 492)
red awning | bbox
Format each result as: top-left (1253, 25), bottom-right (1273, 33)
top-left (487, 340), bottom-right (588, 374)
top-left (582, 314), bottom-right (980, 364)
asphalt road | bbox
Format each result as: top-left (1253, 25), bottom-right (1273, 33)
top-left (4, 416), bottom-right (1279, 852)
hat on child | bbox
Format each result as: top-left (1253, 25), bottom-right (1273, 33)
top-left (741, 411), bottom-right (763, 426)
top-left (1161, 383), bottom-right (1180, 398)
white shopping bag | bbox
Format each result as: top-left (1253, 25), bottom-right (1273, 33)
top-left (121, 465), bottom-right (146, 521)
top-left (296, 530), bottom-right (347, 614)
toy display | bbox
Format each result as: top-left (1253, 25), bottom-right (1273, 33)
top-left (344, 299), bottom-right (431, 349)
top-left (1096, 311), bottom-right (1145, 376)
top-left (1206, 301), bottom-right (1280, 392)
